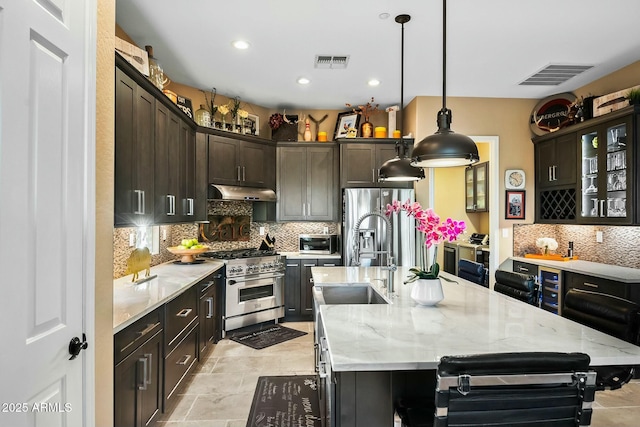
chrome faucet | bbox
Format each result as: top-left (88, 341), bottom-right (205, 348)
top-left (352, 211), bottom-right (397, 294)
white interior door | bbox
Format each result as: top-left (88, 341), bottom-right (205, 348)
top-left (0, 1), bottom-right (96, 426)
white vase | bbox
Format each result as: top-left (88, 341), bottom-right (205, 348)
top-left (410, 278), bottom-right (444, 306)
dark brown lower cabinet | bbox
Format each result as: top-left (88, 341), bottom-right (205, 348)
top-left (285, 258), bottom-right (341, 321)
top-left (163, 286), bottom-right (199, 411)
top-left (164, 326), bottom-right (198, 410)
top-left (114, 328), bottom-right (163, 427)
top-left (198, 271), bottom-right (223, 358)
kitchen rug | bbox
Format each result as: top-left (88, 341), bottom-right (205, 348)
top-left (230, 325), bottom-right (307, 350)
top-left (247, 375), bottom-right (321, 427)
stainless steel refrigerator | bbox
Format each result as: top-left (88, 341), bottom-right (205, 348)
top-left (343, 188), bottom-right (416, 267)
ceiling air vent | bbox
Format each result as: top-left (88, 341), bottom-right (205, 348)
top-left (519, 64), bottom-right (593, 86)
top-left (315, 55), bottom-right (350, 69)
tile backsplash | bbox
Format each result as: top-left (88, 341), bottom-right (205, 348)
top-left (113, 200), bottom-right (339, 279)
top-left (513, 224), bottom-right (640, 269)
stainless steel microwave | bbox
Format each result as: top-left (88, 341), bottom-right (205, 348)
top-left (299, 234), bottom-right (338, 254)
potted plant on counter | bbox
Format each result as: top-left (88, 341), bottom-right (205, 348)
top-left (386, 199), bottom-right (466, 305)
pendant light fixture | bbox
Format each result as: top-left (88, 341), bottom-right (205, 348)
top-left (379, 14), bottom-right (425, 182)
top-left (411, 0), bottom-right (479, 168)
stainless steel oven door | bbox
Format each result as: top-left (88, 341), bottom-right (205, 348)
top-left (225, 273), bottom-right (284, 319)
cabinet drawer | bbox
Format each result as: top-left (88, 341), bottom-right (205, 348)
top-left (164, 325), bottom-right (198, 406)
top-left (512, 261), bottom-right (538, 276)
top-left (165, 286), bottom-right (198, 352)
top-left (198, 272), bottom-right (221, 296)
top-left (318, 259), bottom-right (342, 267)
top-left (565, 272), bottom-right (627, 299)
top-left (114, 307), bottom-right (163, 365)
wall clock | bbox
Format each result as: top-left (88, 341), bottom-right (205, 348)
top-left (505, 169), bottom-right (525, 189)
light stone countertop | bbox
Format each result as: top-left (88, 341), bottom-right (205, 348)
top-left (509, 256), bottom-right (640, 283)
top-left (312, 266), bottom-right (640, 372)
top-left (279, 251), bottom-right (342, 260)
top-left (113, 260), bottom-right (225, 334)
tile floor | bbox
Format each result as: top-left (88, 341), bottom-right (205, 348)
top-left (157, 321), bottom-right (640, 427)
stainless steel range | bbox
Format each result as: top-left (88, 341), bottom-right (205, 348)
top-left (201, 248), bottom-right (285, 334)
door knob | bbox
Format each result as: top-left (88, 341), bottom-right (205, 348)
top-left (68, 333), bottom-right (88, 360)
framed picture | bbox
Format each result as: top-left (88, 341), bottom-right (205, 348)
top-left (334, 111), bottom-right (360, 139)
top-left (243, 113), bottom-right (260, 135)
top-left (505, 190), bottom-right (525, 220)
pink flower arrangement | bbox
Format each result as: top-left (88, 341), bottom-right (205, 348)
top-left (386, 199), bottom-right (466, 281)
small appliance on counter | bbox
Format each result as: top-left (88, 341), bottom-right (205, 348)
top-left (299, 234), bottom-right (338, 254)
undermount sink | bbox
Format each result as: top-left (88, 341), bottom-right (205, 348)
top-left (313, 284), bottom-right (389, 305)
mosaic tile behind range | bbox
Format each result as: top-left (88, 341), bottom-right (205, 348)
top-left (113, 200), bottom-right (339, 279)
top-left (513, 224), bottom-right (640, 269)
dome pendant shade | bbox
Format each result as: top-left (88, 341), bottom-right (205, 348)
top-left (377, 13), bottom-right (424, 182)
top-left (411, 0), bottom-right (479, 168)
top-left (379, 157), bottom-right (425, 181)
top-left (411, 109), bottom-right (479, 168)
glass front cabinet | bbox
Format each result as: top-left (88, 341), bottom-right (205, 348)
top-left (578, 115), bottom-right (632, 224)
top-left (465, 161), bottom-right (488, 213)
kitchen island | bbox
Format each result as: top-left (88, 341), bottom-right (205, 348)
top-left (311, 266), bottom-right (640, 427)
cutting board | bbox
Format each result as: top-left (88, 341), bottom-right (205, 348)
top-left (524, 253), bottom-right (578, 261)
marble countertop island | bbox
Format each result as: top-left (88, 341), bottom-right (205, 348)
top-left (312, 266), bottom-right (640, 372)
top-left (113, 260), bottom-right (224, 333)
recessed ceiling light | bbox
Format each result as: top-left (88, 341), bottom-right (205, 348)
top-left (368, 79), bottom-right (380, 86)
top-left (379, 13), bottom-right (390, 19)
top-left (297, 77), bottom-right (310, 85)
top-left (232, 40), bottom-right (250, 50)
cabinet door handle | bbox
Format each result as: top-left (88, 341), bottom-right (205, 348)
top-left (136, 322), bottom-right (161, 338)
top-left (237, 166), bottom-right (241, 181)
top-left (177, 354), bottom-right (191, 366)
top-left (307, 203), bottom-right (311, 217)
top-left (599, 200), bottom-right (606, 217)
top-left (303, 263), bottom-right (316, 267)
top-left (517, 267), bottom-right (529, 273)
top-left (206, 297), bottom-right (214, 318)
top-left (286, 264), bottom-right (298, 267)
top-left (323, 264), bottom-right (336, 267)
top-left (553, 165), bottom-right (557, 181)
top-left (137, 356), bottom-right (149, 390)
top-left (372, 169), bottom-right (376, 183)
top-left (302, 203), bottom-right (306, 216)
top-left (548, 166), bottom-right (552, 182)
top-left (314, 343), bottom-right (319, 372)
top-left (167, 195), bottom-right (176, 215)
top-left (242, 166), bottom-right (246, 182)
top-left (134, 190), bottom-right (145, 214)
top-left (176, 308), bottom-right (193, 317)
top-left (200, 280), bottom-right (214, 293)
top-left (144, 353), bottom-right (152, 386)
top-left (187, 198), bottom-right (194, 216)
top-left (583, 282), bottom-right (599, 289)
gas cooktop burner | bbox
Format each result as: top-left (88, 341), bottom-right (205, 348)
top-left (201, 248), bottom-right (278, 260)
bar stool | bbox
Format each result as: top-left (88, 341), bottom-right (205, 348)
top-left (494, 270), bottom-right (537, 305)
top-left (396, 352), bottom-right (597, 427)
top-left (563, 288), bottom-right (640, 390)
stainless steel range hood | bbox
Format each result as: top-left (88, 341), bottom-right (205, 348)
top-left (208, 184), bottom-right (277, 202)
